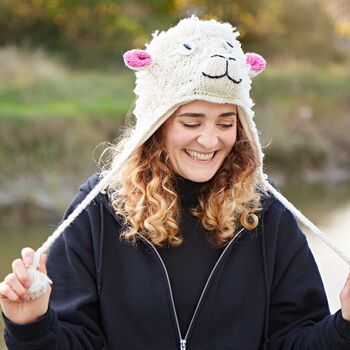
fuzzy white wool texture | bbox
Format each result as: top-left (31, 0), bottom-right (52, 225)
top-left (136, 17), bottom-right (250, 104)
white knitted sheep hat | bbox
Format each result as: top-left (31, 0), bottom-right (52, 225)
top-left (123, 15), bottom-right (266, 181)
top-left (26, 15), bottom-right (349, 299)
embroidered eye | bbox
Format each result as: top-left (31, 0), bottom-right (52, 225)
top-left (178, 42), bottom-right (196, 55)
top-left (224, 41), bottom-right (235, 51)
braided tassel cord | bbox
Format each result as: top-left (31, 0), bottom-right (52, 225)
top-left (263, 180), bottom-right (350, 266)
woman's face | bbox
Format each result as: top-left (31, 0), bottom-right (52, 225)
top-left (163, 100), bottom-right (238, 183)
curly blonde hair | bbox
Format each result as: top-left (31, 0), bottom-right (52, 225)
top-left (100, 115), bottom-right (267, 248)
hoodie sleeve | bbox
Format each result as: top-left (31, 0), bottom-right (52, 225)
top-left (266, 206), bottom-right (350, 349)
top-left (3, 174), bottom-right (105, 349)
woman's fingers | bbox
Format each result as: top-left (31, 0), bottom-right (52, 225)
top-left (21, 248), bottom-right (48, 275)
top-left (0, 282), bottom-right (20, 302)
top-left (340, 270), bottom-right (350, 321)
top-left (21, 247), bottom-right (35, 266)
top-left (4, 273), bottom-right (29, 301)
top-left (12, 259), bottom-right (31, 289)
top-left (340, 271), bottom-right (350, 298)
top-left (0, 248), bottom-right (48, 304)
top-left (0, 249), bottom-right (52, 325)
top-left (38, 254), bottom-right (48, 274)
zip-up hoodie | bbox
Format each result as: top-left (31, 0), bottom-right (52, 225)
top-left (3, 173), bottom-right (350, 349)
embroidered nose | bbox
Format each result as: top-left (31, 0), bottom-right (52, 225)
top-left (210, 54), bottom-right (236, 61)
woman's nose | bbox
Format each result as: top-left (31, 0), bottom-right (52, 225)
top-left (196, 131), bottom-right (219, 150)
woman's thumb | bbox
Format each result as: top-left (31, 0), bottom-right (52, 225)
top-left (38, 254), bottom-right (48, 275)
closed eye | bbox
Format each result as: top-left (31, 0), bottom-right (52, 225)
top-left (220, 124), bottom-right (233, 128)
top-left (182, 123), bottom-right (234, 129)
top-left (183, 123), bottom-right (200, 128)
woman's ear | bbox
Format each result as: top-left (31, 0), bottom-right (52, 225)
top-left (245, 53), bottom-right (266, 78)
top-left (123, 49), bottom-right (152, 71)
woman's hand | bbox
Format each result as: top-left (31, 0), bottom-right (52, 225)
top-left (340, 269), bottom-right (350, 321)
top-left (0, 247), bottom-right (51, 325)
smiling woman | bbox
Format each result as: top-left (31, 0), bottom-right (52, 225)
top-left (1, 15), bottom-right (350, 350)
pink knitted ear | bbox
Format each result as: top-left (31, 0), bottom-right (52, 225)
top-left (245, 53), bottom-right (266, 77)
top-left (123, 49), bottom-right (152, 70)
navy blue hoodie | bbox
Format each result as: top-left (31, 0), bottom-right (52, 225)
top-left (3, 173), bottom-right (350, 349)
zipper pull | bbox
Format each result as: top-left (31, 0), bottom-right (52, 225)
top-left (180, 339), bottom-right (186, 350)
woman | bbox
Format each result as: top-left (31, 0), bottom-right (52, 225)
top-left (1, 15), bottom-right (350, 350)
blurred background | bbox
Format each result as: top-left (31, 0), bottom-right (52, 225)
top-left (0, 0), bottom-right (349, 347)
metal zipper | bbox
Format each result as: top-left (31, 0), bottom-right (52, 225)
top-left (141, 227), bottom-right (245, 350)
top-left (182, 227), bottom-right (245, 343)
top-left (180, 339), bottom-right (187, 350)
top-left (140, 235), bottom-right (184, 348)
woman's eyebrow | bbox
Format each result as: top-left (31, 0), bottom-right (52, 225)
top-left (176, 112), bottom-right (237, 117)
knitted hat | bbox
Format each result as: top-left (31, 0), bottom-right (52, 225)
top-left (26, 15), bottom-right (350, 299)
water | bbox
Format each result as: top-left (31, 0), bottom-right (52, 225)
top-left (0, 180), bottom-right (349, 349)
top-left (307, 201), bottom-right (350, 313)
top-left (276, 180), bottom-right (350, 313)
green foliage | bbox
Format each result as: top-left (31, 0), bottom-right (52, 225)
top-left (0, 0), bottom-right (146, 67)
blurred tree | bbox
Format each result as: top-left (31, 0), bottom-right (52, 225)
top-left (323, 0), bottom-right (350, 52)
top-left (173, 0), bottom-right (339, 62)
top-left (0, 0), bottom-right (344, 68)
top-left (0, 0), bottom-right (146, 67)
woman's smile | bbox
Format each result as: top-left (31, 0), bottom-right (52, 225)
top-left (184, 149), bottom-right (216, 161)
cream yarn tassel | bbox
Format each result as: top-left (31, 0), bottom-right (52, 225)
top-left (27, 252), bottom-right (52, 299)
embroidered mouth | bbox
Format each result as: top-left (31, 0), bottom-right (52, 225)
top-left (202, 71), bottom-right (242, 84)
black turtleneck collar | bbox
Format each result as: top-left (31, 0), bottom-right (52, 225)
top-left (173, 174), bottom-right (208, 208)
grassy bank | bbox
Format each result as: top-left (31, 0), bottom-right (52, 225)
top-left (0, 47), bottom-right (135, 120)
